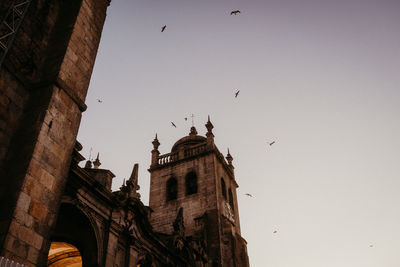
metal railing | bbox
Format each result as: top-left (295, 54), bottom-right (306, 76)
top-left (0, 256), bottom-right (26, 267)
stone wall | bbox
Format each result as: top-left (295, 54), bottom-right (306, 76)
top-left (149, 153), bottom-right (218, 237)
top-left (0, 0), bottom-right (110, 265)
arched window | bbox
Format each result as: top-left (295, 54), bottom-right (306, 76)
top-left (166, 178), bottom-right (178, 201)
top-left (228, 189), bottom-right (234, 210)
top-left (185, 172), bottom-right (197, 195)
top-left (221, 178), bottom-right (227, 199)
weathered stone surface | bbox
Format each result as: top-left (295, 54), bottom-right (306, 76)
top-left (0, 0), bottom-right (110, 265)
top-left (149, 126), bottom-right (249, 267)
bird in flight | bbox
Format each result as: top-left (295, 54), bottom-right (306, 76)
top-left (235, 90), bottom-right (240, 98)
top-left (245, 193), bottom-right (253, 197)
top-left (268, 141), bottom-right (276, 146)
top-left (230, 10), bottom-right (241, 15)
top-left (171, 122), bottom-right (177, 128)
top-left (97, 99), bottom-right (103, 103)
top-left (273, 230), bottom-right (278, 234)
top-left (161, 25), bottom-right (166, 32)
top-left (184, 117), bottom-right (188, 121)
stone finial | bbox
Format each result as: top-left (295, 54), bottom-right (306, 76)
top-left (173, 208), bottom-right (185, 237)
top-left (152, 133), bottom-right (160, 150)
top-left (189, 126), bottom-right (198, 136)
top-left (93, 153), bottom-right (101, 169)
top-left (205, 115), bottom-right (213, 132)
top-left (84, 159), bottom-right (92, 169)
top-left (151, 134), bottom-right (160, 167)
top-left (205, 115), bottom-right (214, 142)
top-left (226, 148), bottom-right (233, 166)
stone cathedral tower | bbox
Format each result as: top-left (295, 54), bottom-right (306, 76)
top-left (148, 118), bottom-right (250, 267)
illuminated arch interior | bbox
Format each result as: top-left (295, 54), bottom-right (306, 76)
top-left (47, 242), bottom-right (82, 267)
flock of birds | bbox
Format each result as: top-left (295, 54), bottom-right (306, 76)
top-left (167, 87), bottom-right (276, 201)
top-left (159, 11), bottom-right (276, 152)
top-left (167, 89), bottom-right (276, 151)
top-left (160, 11), bottom-right (283, 233)
top-left (94, 8), bottom-right (379, 249)
top-left (98, 10), bottom-right (275, 201)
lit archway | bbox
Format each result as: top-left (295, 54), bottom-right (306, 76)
top-left (47, 242), bottom-right (82, 267)
top-left (49, 203), bottom-right (99, 266)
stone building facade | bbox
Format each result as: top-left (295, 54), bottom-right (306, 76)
top-left (46, 142), bottom-right (207, 266)
top-left (0, 0), bottom-right (250, 266)
top-left (149, 121), bottom-right (250, 267)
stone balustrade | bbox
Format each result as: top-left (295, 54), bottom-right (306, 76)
top-left (157, 152), bottom-right (179, 165)
top-left (184, 143), bottom-right (207, 158)
top-left (157, 143), bottom-right (208, 166)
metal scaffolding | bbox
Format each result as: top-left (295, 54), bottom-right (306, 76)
top-left (0, 0), bottom-right (31, 68)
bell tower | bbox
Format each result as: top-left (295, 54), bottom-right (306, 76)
top-left (148, 117), bottom-right (250, 267)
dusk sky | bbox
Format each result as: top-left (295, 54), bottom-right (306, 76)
top-left (77, 0), bottom-right (400, 266)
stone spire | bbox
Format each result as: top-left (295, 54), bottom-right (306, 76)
top-left (93, 153), bottom-right (101, 169)
top-left (226, 148), bottom-right (234, 172)
top-left (151, 134), bottom-right (160, 167)
top-left (117, 164), bottom-right (141, 203)
top-left (205, 115), bottom-right (214, 144)
top-left (125, 163), bottom-right (140, 199)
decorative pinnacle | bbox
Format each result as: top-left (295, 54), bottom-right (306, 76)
top-left (226, 148), bottom-right (233, 165)
top-left (205, 115), bottom-right (214, 141)
top-left (93, 153), bottom-right (101, 169)
top-left (84, 159), bottom-right (92, 169)
top-left (152, 133), bottom-right (160, 150)
top-left (119, 164), bottom-right (141, 200)
top-left (189, 126), bottom-right (198, 136)
top-left (205, 115), bottom-right (214, 132)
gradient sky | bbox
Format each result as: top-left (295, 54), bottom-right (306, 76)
top-left (77, 0), bottom-right (400, 266)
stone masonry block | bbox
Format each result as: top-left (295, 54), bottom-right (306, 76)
top-left (13, 208), bottom-right (34, 228)
top-left (27, 246), bottom-right (39, 264)
top-left (16, 191), bottom-right (31, 212)
top-left (29, 200), bottom-right (48, 221)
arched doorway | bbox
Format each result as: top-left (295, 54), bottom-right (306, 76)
top-left (49, 203), bottom-right (99, 267)
top-left (47, 242), bottom-right (82, 267)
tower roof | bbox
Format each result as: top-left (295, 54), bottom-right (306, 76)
top-left (170, 127), bottom-right (206, 153)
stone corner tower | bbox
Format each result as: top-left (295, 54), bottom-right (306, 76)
top-left (148, 117), bottom-right (250, 267)
top-left (0, 0), bottom-right (110, 265)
